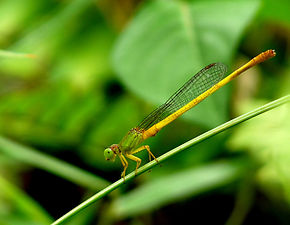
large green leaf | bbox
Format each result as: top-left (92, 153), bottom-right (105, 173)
top-left (228, 99), bottom-right (290, 203)
top-left (259, 0), bottom-right (290, 24)
top-left (108, 159), bottom-right (253, 218)
top-left (113, 0), bottom-right (260, 127)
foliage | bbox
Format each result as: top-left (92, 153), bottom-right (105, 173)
top-left (0, 0), bottom-right (289, 224)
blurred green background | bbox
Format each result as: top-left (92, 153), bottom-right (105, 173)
top-left (0, 0), bottom-right (289, 224)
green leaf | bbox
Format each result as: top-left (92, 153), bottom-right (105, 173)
top-left (109, 159), bottom-right (253, 218)
top-left (228, 99), bottom-right (290, 203)
top-left (0, 0), bottom-right (44, 43)
top-left (0, 0), bottom-right (94, 77)
top-left (113, 0), bottom-right (260, 127)
top-left (259, 0), bottom-right (290, 24)
top-left (50, 27), bottom-right (114, 90)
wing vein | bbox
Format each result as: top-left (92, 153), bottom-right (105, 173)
top-left (138, 63), bottom-right (227, 130)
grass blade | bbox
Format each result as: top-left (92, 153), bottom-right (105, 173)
top-left (0, 137), bottom-right (109, 190)
top-left (0, 49), bottom-right (35, 58)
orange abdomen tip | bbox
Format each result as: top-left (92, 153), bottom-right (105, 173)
top-left (249, 49), bottom-right (276, 66)
top-left (258, 49), bottom-right (276, 61)
top-left (268, 49), bottom-right (276, 57)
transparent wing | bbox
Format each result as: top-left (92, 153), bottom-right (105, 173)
top-left (138, 63), bottom-right (227, 130)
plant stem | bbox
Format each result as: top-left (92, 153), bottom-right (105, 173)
top-left (0, 50), bottom-right (35, 58)
top-left (51, 95), bottom-right (289, 225)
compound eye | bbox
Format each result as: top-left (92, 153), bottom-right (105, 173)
top-left (104, 148), bottom-right (115, 160)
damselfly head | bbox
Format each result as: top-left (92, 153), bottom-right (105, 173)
top-left (104, 148), bottom-right (116, 161)
top-left (104, 144), bottom-right (118, 162)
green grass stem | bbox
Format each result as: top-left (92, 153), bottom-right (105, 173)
top-left (0, 137), bottom-right (109, 190)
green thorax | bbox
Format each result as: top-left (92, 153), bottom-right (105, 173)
top-left (119, 127), bottom-right (144, 153)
